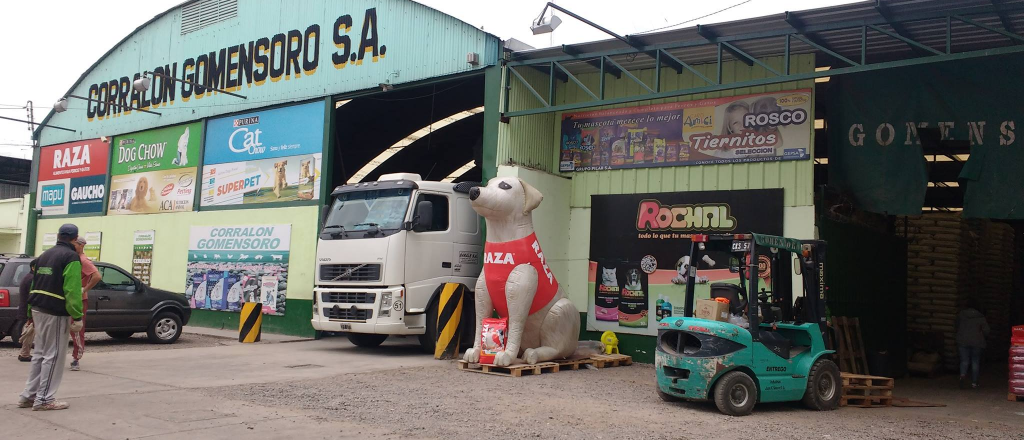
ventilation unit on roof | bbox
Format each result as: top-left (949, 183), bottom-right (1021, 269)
top-left (181, 0), bottom-right (238, 35)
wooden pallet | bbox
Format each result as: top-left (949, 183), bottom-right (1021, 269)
top-left (457, 360), bottom-right (561, 377)
top-left (590, 353), bottom-right (633, 368)
top-left (833, 317), bottom-right (870, 375)
top-left (1010, 392), bottom-right (1024, 402)
top-left (840, 373), bottom-right (894, 408)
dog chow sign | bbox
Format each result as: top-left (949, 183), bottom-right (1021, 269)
top-left (109, 122), bottom-right (202, 215)
top-left (185, 224), bottom-right (291, 316)
top-left (200, 102), bottom-right (324, 207)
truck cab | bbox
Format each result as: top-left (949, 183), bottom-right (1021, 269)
top-left (311, 173), bottom-right (481, 350)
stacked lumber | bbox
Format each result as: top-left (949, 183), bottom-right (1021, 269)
top-left (904, 213), bottom-right (970, 370)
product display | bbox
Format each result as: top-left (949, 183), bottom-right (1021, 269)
top-left (478, 317), bottom-right (508, 365)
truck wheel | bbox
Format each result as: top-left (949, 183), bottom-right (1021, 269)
top-left (147, 312), bottom-right (182, 344)
top-left (802, 358), bottom-right (841, 411)
top-left (417, 299), bottom-right (439, 354)
top-left (106, 331), bottom-right (135, 340)
top-left (348, 333), bottom-right (388, 347)
top-left (713, 371), bottom-right (758, 416)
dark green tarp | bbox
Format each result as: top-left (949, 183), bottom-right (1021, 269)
top-left (828, 54), bottom-right (1024, 218)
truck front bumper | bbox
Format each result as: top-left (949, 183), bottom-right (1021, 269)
top-left (311, 286), bottom-right (426, 335)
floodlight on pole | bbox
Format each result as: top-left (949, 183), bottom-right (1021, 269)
top-left (530, 2), bottom-right (636, 48)
top-left (133, 75), bottom-right (151, 93)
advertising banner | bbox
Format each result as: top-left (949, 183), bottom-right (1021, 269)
top-left (41, 233), bottom-right (57, 251)
top-left (36, 138), bottom-right (110, 216)
top-left (201, 102), bottom-right (324, 206)
top-left (109, 122), bottom-right (201, 215)
top-left (83, 232), bottom-right (102, 261)
top-left (587, 189), bottom-right (783, 336)
top-left (559, 89), bottom-right (812, 172)
top-left (133, 230), bottom-right (155, 285)
top-left (185, 225), bottom-right (291, 315)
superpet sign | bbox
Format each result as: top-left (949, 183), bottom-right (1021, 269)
top-left (636, 200), bottom-right (737, 231)
top-left (83, 8), bottom-right (386, 121)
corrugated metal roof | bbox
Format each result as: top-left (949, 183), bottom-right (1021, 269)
top-left (512, 0), bottom-right (1024, 72)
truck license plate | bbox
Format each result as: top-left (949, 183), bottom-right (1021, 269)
top-left (340, 323), bottom-right (351, 331)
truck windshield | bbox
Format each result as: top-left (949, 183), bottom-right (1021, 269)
top-left (321, 188), bottom-right (412, 239)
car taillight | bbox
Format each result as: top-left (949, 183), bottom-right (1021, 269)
top-left (0, 289), bottom-right (9, 307)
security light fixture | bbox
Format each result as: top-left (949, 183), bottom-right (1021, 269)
top-left (53, 98), bottom-right (69, 113)
top-left (379, 83), bottom-right (394, 92)
top-left (531, 14), bottom-right (562, 35)
top-left (133, 75), bottom-right (151, 93)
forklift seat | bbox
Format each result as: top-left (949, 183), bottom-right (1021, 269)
top-left (757, 331), bottom-right (792, 360)
top-left (710, 283), bottom-right (746, 315)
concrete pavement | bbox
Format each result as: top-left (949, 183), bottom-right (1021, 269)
top-left (1, 334), bottom-right (434, 439)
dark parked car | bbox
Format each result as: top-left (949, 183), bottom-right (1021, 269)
top-left (0, 254), bottom-right (33, 345)
top-left (0, 257), bottom-right (191, 345)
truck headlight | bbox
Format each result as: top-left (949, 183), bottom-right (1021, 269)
top-left (381, 293), bottom-right (392, 309)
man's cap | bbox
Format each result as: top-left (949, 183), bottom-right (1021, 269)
top-left (75, 236), bottom-right (88, 245)
top-left (58, 223), bottom-right (79, 238)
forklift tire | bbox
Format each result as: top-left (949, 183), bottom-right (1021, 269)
top-left (347, 333), bottom-right (388, 347)
top-left (657, 388), bottom-right (682, 403)
top-left (802, 358), bottom-right (841, 411)
top-left (713, 371), bottom-right (758, 416)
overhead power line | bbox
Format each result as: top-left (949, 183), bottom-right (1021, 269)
top-left (636, 0), bottom-right (754, 35)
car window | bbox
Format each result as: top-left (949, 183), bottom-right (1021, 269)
top-left (0, 261), bottom-right (30, 286)
top-left (415, 194), bottom-right (449, 232)
top-left (99, 267), bottom-right (135, 292)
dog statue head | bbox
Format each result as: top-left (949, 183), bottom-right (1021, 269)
top-left (468, 177), bottom-right (543, 220)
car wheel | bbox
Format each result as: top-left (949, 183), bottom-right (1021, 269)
top-left (347, 333), bottom-right (388, 347)
top-left (417, 298), bottom-right (439, 354)
top-left (147, 312), bottom-right (182, 344)
top-left (713, 371), bottom-right (758, 416)
top-left (9, 319), bottom-right (25, 348)
top-left (106, 331), bottom-right (135, 340)
top-left (802, 358), bottom-right (841, 411)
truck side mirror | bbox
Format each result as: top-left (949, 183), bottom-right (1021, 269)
top-left (413, 200), bottom-right (433, 232)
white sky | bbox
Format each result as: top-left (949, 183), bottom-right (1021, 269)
top-left (0, 0), bottom-right (861, 159)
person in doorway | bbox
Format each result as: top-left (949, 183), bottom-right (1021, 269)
top-left (955, 299), bottom-right (990, 389)
top-left (16, 262), bottom-right (36, 362)
top-left (70, 235), bottom-right (100, 371)
top-left (17, 224), bottom-right (83, 411)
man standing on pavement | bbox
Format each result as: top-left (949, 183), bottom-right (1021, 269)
top-left (70, 235), bottom-right (100, 371)
top-left (17, 224), bottom-right (84, 411)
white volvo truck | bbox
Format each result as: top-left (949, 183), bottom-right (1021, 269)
top-left (311, 173), bottom-right (481, 351)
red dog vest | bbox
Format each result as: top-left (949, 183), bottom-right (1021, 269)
top-left (483, 233), bottom-right (559, 317)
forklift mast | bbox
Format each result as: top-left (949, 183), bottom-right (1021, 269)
top-left (799, 241), bottom-right (829, 348)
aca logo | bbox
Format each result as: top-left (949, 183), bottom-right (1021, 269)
top-left (40, 184), bottom-right (66, 207)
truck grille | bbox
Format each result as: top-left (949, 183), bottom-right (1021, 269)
top-left (323, 306), bottom-right (373, 321)
top-left (321, 292), bottom-right (375, 304)
top-left (319, 263), bottom-right (381, 282)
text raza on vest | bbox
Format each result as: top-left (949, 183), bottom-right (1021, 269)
top-left (483, 233), bottom-right (557, 317)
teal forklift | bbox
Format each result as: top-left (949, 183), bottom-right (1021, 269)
top-left (655, 233), bottom-right (840, 416)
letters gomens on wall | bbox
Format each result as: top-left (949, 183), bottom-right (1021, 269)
top-left (36, 139), bottom-right (111, 216)
top-left (85, 8), bottom-right (385, 121)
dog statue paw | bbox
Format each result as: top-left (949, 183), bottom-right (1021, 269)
top-left (523, 348), bottom-right (539, 365)
top-left (493, 350), bottom-right (515, 367)
top-left (463, 347), bottom-right (480, 363)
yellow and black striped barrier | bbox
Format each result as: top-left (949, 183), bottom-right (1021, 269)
top-left (434, 283), bottom-right (465, 360)
top-left (239, 302), bottom-right (263, 343)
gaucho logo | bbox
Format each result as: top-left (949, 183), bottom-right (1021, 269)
top-left (636, 200), bottom-right (737, 231)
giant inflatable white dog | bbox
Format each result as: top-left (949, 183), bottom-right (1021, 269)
top-left (464, 177), bottom-right (581, 366)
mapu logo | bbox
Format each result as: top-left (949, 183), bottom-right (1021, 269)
top-left (229, 126), bottom-right (265, 155)
top-left (40, 184), bottom-right (66, 207)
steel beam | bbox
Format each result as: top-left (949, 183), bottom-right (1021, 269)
top-left (721, 42), bottom-right (782, 76)
top-left (505, 44), bottom-right (1024, 117)
top-left (786, 11), bottom-right (858, 67)
top-left (791, 33), bottom-right (860, 66)
top-left (603, 56), bottom-right (654, 93)
top-left (874, 0), bottom-right (932, 57)
top-left (553, 61), bottom-right (600, 101)
top-left (507, 66), bottom-right (549, 108)
top-left (954, 14), bottom-right (1024, 44)
top-left (866, 24), bottom-right (944, 56)
top-left (699, 25), bottom-right (754, 67)
top-left (990, 0), bottom-right (1021, 42)
top-left (659, 49), bottom-right (716, 85)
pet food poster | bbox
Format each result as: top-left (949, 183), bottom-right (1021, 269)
top-left (132, 230), bottom-right (155, 285)
top-left (587, 189), bottom-right (783, 336)
top-left (83, 232), bottom-right (102, 261)
top-left (109, 122), bottom-right (202, 215)
top-left (185, 224), bottom-right (290, 316)
top-left (35, 138), bottom-right (110, 216)
top-left (200, 102), bottom-right (324, 207)
top-left (559, 89), bottom-right (812, 172)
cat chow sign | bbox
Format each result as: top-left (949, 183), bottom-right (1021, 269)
top-left (36, 138), bottom-right (110, 216)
